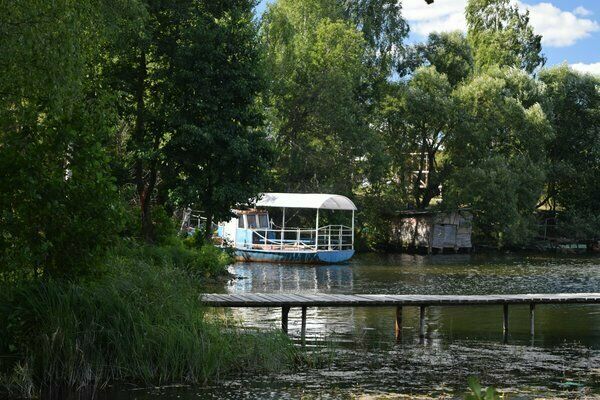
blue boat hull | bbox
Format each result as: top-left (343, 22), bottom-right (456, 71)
top-left (234, 248), bottom-right (354, 264)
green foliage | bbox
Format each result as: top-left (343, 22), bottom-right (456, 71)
top-left (107, 0), bottom-right (271, 241)
top-left (379, 66), bottom-right (456, 209)
top-left (465, 377), bottom-right (502, 400)
top-left (0, 245), bottom-right (292, 398)
top-left (399, 31), bottom-right (474, 87)
top-left (342, 0), bottom-right (409, 73)
top-left (539, 65), bottom-right (600, 238)
top-left (445, 68), bottom-right (553, 246)
top-left (0, 0), bottom-right (125, 278)
top-left (162, 0), bottom-right (273, 237)
top-left (466, 0), bottom-right (545, 73)
top-left (125, 241), bottom-right (233, 279)
top-left (263, 0), bottom-right (379, 194)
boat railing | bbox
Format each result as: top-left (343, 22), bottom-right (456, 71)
top-left (243, 225), bottom-right (353, 251)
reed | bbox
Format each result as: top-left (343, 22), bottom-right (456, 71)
top-left (0, 243), bottom-right (296, 398)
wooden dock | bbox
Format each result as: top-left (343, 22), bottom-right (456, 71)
top-left (202, 293), bottom-right (600, 340)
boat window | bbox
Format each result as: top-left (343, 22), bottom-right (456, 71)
top-left (258, 214), bottom-right (269, 228)
top-left (247, 215), bottom-right (259, 229)
top-left (238, 217), bottom-right (245, 228)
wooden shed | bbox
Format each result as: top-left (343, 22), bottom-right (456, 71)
top-left (390, 210), bottom-right (473, 253)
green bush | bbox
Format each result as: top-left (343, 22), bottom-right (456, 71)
top-left (0, 246), bottom-right (294, 398)
top-left (125, 241), bottom-right (233, 279)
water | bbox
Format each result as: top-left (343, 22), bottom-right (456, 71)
top-left (109, 253), bottom-right (600, 399)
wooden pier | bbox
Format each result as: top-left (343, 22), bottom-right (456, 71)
top-left (201, 293), bottom-right (600, 340)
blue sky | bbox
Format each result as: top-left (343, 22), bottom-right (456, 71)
top-left (255, 0), bottom-right (600, 74)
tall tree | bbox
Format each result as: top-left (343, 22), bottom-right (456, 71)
top-left (380, 66), bottom-right (457, 209)
top-left (0, 0), bottom-right (126, 277)
top-left (539, 65), bottom-right (600, 238)
top-left (466, 0), bottom-right (545, 73)
top-left (162, 0), bottom-right (272, 238)
top-left (445, 68), bottom-right (553, 246)
top-left (109, 0), bottom-right (269, 241)
top-left (262, 0), bottom-right (378, 194)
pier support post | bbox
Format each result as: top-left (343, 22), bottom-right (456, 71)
top-left (301, 306), bottom-right (307, 341)
top-left (529, 303), bottom-right (535, 336)
top-left (282, 306), bottom-right (290, 334)
top-left (502, 304), bottom-right (509, 342)
top-left (395, 306), bottom-right (403, 340)
top-left (419, 306), bottom-right (426, 340)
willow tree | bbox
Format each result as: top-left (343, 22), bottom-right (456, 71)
top-left (445, 68), bottom-right (553, 246)
top-left (539, 66), bottom-right (600, 238)
top-left (466, 0), bottom-right (545, 73)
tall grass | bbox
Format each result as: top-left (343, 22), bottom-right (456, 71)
top-left (0, 244), bottom-right (296, 398)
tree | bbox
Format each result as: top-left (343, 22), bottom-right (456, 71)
top-left (398, 31), bottom-right (474, 87)
top-left (466, 0), bottom-right (545, 73)
top-left (342, 0), bottom-right (409, 74)
top-left (444, 68), bottom-right (553, 246)
top-left (379, 66), bottom-right (456, 209)
top-left (109, 0), bottom-right (269, 241)
top-left (262, 0), bottom-right (378, 194)
top-left (539, 65), bottom-right (600, 238)
top-left (162, 0), bottom-right (272, 238)
top-left (0, 1), bottom-right (126, 277)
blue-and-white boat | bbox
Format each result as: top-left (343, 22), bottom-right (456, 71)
top-left (217, 193), bottom-right (356, 264)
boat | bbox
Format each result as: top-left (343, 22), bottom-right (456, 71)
top-left (216, 193), bottom-right (356, 264)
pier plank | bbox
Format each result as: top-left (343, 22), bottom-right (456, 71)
top-left (201, 293), bottom-right (600, 307)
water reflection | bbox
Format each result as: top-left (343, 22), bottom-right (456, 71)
top-left (224, 254), bottom-right (600, 348)
top-left (228, 263), bottom-right (354, 293)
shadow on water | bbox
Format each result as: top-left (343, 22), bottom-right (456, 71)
top-left (102, 253), bottom-right (600, 399)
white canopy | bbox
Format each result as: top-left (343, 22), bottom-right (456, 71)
top-left (256, 193), bottom-right (357, 211)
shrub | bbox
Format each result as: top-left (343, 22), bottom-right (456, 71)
top-left (124, 241), bottom-right (233, 279)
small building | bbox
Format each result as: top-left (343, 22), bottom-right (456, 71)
top-left (390, 209), bottom-right (473, 253)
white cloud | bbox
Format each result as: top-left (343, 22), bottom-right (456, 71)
top-left (402, 0), bottom-right (467, 36)
top-left (573, 6), bottom-right (592, 17)
top-left (570, 62), bottom-right (600, 75)
top-left (521, 2), bottom-right (599, 47)
top-left (402, 0), bottom-right (599, 48)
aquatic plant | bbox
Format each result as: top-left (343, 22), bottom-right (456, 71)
top-left (465, 376), bottom-right (501, 400)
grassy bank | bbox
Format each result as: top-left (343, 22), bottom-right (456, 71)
top-left (0, 242), bottom-right (297, 399)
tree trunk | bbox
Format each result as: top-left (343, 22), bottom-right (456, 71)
top-left (204, 213), bottom-right (213, 241)
top-left (420, 149), bottom-right (438, 209)
top-left (133, 49), bottom-right (155, 243)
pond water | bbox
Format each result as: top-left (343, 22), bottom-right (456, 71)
top-left (108, 253), bottom-right (600, 399)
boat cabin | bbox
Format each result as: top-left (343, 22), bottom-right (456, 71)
top-left (217, 193), bottom-right (356, 263)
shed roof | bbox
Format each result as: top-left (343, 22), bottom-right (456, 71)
top-left (255, 193), bottom-right (357, 211)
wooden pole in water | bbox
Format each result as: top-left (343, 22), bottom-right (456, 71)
top-left (395, 306), bottom-right (403, 340)
top-left (315, 209), bottom-right (320, 251)
top-left (301, 306), bottom-right (307, 341)
top-left (281, 208), bottom-right (285, 250)
top-left (503, 303), bottom-right (509, 340)
top-left (282, 306), bottom-right (290, 334)
top-left (419, 306), bottom-right (426, 339)
top-left (529, 303), bottom-right (535, 336)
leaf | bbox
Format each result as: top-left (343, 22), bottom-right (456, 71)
top-left (467, 376), bottom-right (482, 397)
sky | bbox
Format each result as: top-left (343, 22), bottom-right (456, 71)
top-left (255, 0), bottom-right (600, 74)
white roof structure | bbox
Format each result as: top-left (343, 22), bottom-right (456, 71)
top-left (256, 193), bottom-right (357, 211)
